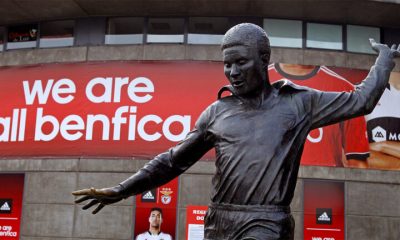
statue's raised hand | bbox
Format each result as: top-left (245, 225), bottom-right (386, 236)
top-left (370, 38), bottom-right (400, 58)
top-left (72, 185), bottom-right (125, 214)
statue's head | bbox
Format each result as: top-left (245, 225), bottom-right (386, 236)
top-left (222, 23), bottom-right (271, 64)
top-left (221, 23), bottom-right (271, 97)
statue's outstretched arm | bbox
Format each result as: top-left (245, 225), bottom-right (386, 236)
top-left (310, 39), bottom-right (399, 129)
top-left (73, 105), bottom-right (215, 214)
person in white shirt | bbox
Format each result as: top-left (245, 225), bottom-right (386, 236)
top-left (365, 78), bottom-right (400, 170)
top-left (136, 207), bottom-right (172, 240)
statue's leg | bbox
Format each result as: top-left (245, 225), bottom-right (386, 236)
top-left (234, 213), bottom-right (295, 240)
top-left (204, 203), bottom-right (294, 240)
top-left (235, 221), bottom-right (295, 240)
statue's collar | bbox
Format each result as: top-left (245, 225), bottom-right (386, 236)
top-left (272, 79), bottom-right (309, 92)
top-left (217, 80), bottom-right (307, 100)
top-left (217, 85), bottom-right (235, 99)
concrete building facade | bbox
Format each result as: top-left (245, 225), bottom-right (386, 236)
top-left (1, 1), bottom-right (400, 239)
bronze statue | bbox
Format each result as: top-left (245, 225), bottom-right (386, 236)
top-left (73, 23), bottom-right (400, 239)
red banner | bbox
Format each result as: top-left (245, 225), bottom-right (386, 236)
top-left (304, 180), bottom-right (345, 240)
top-left (320, 67), bottom-right (400, 170)
top-left (0, 174), bottom-right (24, 240)
top-left (268, 63), bottom-right (370, 168)
top-left (186, 205), bottom-right (208, 240)
top-left (0, 61), bottom-right (225, 157)
top-left (1, 61), bottom-right (399, 171)
top-left (134, 178), bottom-right (178, 239)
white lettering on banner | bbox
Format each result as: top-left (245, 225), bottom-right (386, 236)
top-left (0, 117), bottom-right (10, 141)
top-left (193, 210), bottom-right (207, 215)
top-left (113, 77), bottom-right (129, 102)
top-left (23, 79), bottom-right (76, 105)
top-left (33, 107), bottom-right (191, 142)
top-left (23, 79), bottom-right (54, 105)
top-left (388, 132), bottom-right (399, 141)
top-left (127, 77), bottom-right (154, 103)
top-left (0, 225), bottom-right (17, 237)
top-left (60, 115), bottom-right (85, 141)
top-left (18, 108), bottom-right (26, 141)
top-left (35, 108), bottom-right (59, 141)
top-left (1, 226), bottom-right (11, 231)
top-left (51, 78), bottom-right (76, 104)
top-left (137, 115), bottom-right (162, 141)
top-left (0, 109), bottom-right (26, 142)
top-left (85, 77), bottom-right (113, 103)
top-left (311, 238), bottom-right (335, 240)
top-left (11, 109), bottom-right (19, 142)
top-left (163, 115), bottom-right (191, 141)
top-left (86, 114), bottom-right (110, 140)
top-left (0, 231), bottom-right (17, 237)
top-left (6, 75), bottom-right (192, 145)
top-left (128, 110), bottom-right (137, 141)
top-left (86, 76), bottom-right (154, 103)
top-left (112, 106), bottom-right (132, 140)
top-left (307, 128), bottom-right (323, 143)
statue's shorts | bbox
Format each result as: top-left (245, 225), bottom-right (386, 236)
top-left (204, 203), bottom-right (294, 240)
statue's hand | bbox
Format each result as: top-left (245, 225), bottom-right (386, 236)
top-left (72, 185), bottom-right (125, 214)
top-left (370, 38), bottom-right (400, 58)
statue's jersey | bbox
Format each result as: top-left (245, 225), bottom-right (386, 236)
top-left (122, 59), bottom-right (392, 207)
top-left (268, 63), bottom-right (369, 166)
top-left (117, 52), bottom-right (395, 240)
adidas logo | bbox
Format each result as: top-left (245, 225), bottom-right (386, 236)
top-left (1, 202), bottom-right (11, 211)
top-left (0, 199), bottom-right (12, 213)
top-left (142, 191), bottom-right (155, 200)
top-left (316, 208), bottom-right (332, 224)
top-left (318, 212), bottom-right (331, 222)
top-left (141, 189), bottom-right (157, 202)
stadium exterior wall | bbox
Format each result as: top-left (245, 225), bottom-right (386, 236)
top-left (0, 45), bottom-right (399, 240)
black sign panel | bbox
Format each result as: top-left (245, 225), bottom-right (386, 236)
top-left (8, 24), bottom-right (38, 42)
top-left (316, 208), bottom-right (332, 225)
top-left (140, 189), bottom-right (157, 203)
top-left (0, 199), bottom-right (12, 214)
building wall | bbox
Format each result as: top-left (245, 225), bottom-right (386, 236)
top-left (1, 45), bottom-right (400, 240)
top-left (1, 44), bottom-right (400, 72)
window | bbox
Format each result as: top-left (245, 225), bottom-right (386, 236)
top-left (105, 17), bottom-right (144, 45)
top-left (188, 17), bottom-right (262, 45)
top-left (147, 18), bottom-right (185, 43)
top-left (263, 19), bottom-right (302, 48)
top-left (347, 25), bottom-right (380, 54)
top-left (7, 24), bottom-right (38, 50)
top-left (39, 20), bottom-right (74, 48)
top-left (188, 17), bottom-right (230, 45)
top-left (0, 27), bottom-right (5, 51)
top-left (74, 18), bottom-right (106, 46)
top-left (306, 23), bottom-right (342, 50)
top-left (383, 27), bottom-right (400, 48)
